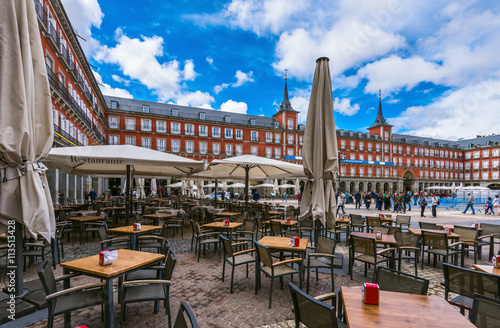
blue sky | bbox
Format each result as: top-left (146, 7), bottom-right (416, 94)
top-left (62, 0), bottom-right (500, 141)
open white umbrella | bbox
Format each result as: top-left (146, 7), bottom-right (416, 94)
top-left (278, 184), bottom-right (296, 189)
top-left (121, 178), bottom-right (128, 195)
top-left (181, 180), bottom-right (187, 196)
top-left (451, 182), bottom-right (456, 194)
top-left (167, 182), bottom-right (183, 188)
top-left (459, 182), bottom-right (464, 191)
top-left (0, 0), bottom-right (55, 295)
top-left (222, 181), bottom-right (228, 192)
top-left (150, 179), bottom-right (157, 196)
top-left (228, 182), bottom-right (246, 188)
top-left (258, 183), bottom-right (275, 188)
top-left (300, 57), bottom-right (338, 226)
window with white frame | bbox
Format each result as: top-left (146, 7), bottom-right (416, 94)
top-left (141, 137), bottom-right (151, 149)
top-left (368, 143), bottom-right (373, 151)
top-left (359, 154), bottom-right (364, 161)
top-left (265, 132), bottom-right (272, 142)
top-left (171, 122), bottom-right (180, 134)
top-left (360, 142), bottom-right (364, 151)
top-left (185, 124), bottom-right (194, 135)
top-left (236, 129), bottom-right (243, 140)
top-left (156, 121), bottom-right (166, 133)
top-left (340, 166), bottom-right (346, 175)
top-left (287, 148), bottom-right (294, 156)
top-left (376, 168), bottom-right (381, 177)
top-left (350, 153), bottom-right (355, 160)
top-left (385, 169), bottom-right (389, 177)
top-left (224, 115), bottom-right (231, 123)
top-left (142, 105), bottom-right (149, 113)
top-left (465, 152), bottom-right (472, 159)
top-left (473, 151), bottom-right (480, 159)
top-left (274, 148), bottom-right (281, 159)
top-left (212, 127), bottom-right (221, 138)
top-left (186, 141), bottom-right (194, 153)
top-left (275, 133), bottom-right (281, 143)
top-left (459, 163), bottom-right (464, 169)
top-left (236, 144), bottom-right (243, 156)
top-left (493, 171), bottom-right (499, 179)
top-left (493, 149), bottom-right (500, 156)
top-left (265, 147), bottom-right (272, 158)
top-left (483, 150), bottom-right (490, 157)
top-left (199, 112), bottom-right (205, 120)
top-left (368, 168), bottom-right (373, 177)
top-left (384, 144), bottom-right (389, 152)
top-left (171, 109), bottom-right (178, 117)
top-left (376, 143), bottom-right (381, 152)
top-left (376, 155), bottom-right (381, 162)
top-left (398, 145), bottom-right (403, 154)
top-left (125, 118), bottom-right (135, 130)
top-left (473, 172), bottom-right (480, 180)
top-left (109, 135), bottom-right (119, 145)
top-left (350, 167), bottom-right (356, 176)
top-left (52, 108), bottom-right (58, 126)
top-left (171, 140), bottom-right (180, 152)
top-left (483, 160), bottom-right (489, 168)
top-left (224, 128), bottom-right (232, 139)
top-left (157, 138), bottom-right (166, 151)
top-left (473, 161), bottom-right (480, 169)
top-left (350, 141), bottom-right (356, 150)
top-left (359, 167), bottom-right (364, 177)
top-left (419, 159), bottom-right (423, 167)
top-left (425, 148), bottom-right (429, 156)
top-left (250, 119), bottom-right (256, 126)
top-left (199, 142), bottom-right (207, 154)
top-left (125, 136), bottom-right (135, 145)
top-left (251, 146), bottom-right (258, 156)
top-left (298, 149), bottom-right (302, 157)
top-left (465, 162), bottom-right (471, 169)
top-left (368, 155), bottom-right (373, 161)
top-left (445, 151), bottom-right (449, 158)
top-left (425, 159), bottom-right (428, 167)
top-left (299, 136), bottom-right (304, 145)
top-left (225, 144), bottom-right (232, 156)
top-left (440, 150), bottom-right (444, 157)
top-left (430, 171), bottom-right (434, 178)
top-left (274, 121), bottom-right (279, 128)
top-left (393, 145), bottom-right (398, 153)
top-left (340, 140), bottom-right (346, 149)
top-left (199, 125), bottom-right (208, 136)
top-left (287, 118), bottom-right (294, 130)
top-left (213, 143), bottom-right (220, 155)
top-left (251, 131), bottom-right (258, 141)
top-left (83, 136), bottom-right (88, 146)
top-left (384, 131), bottom-right (389, 140)
top-left (287, 134), bottom-right (294, 144)
top-left (384, 156), bottom-right (389, 162)
top-left (110, 100), bottom-right (118, 110)
top-left (465, 173), bottom-right (470, 180)
top-left (493, 159), bottom-right (499, 168)
top-left (108, 116), bottom-right (119, 129)
top-left (399, 158), bottom-right (403, 166)
top-left (141, 119), bottom-right (151, 131)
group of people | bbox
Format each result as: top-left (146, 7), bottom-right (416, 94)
top-left (463, 193), bottom-right (500, 215)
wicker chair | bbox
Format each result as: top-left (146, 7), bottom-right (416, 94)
top-left (235, 220), bottom-right (256, 246)
top-left (394, 231), bottom-right (420, 275)
top-left (220, 235), bottom-right (255, 293)
top-left (349, 214), bottom-right (365, 233)
top-left (470, 294), bottom-right (500, 328)
top-left (325, 219), bottom-right (348, 243)
top-left (174, 302), bottom-right (199, 328)
top-left (478, 223), bottom-right (500, 259)
top-left (121, 250), bottom-right (177, 328)
top-left (349, 235), bottom-right (394, 279)
top-left (366, 216), bottom-right (381, 233)
top-left (269, 220), bottom-right (284, 237)
top-left (394, 215), bottom-right (411, 231)
top-left (304, 236), bottom-right (343, 293)
top-left (419, 222), bottom-right (441, 230)
top-left (98, 226), bottom-right (129, 251)
top-left (453, 225), bottom-right (480, 264)
top-left (138, 222), bottom-right (168, 253)
top-left (288, 282), bottom-right (346, 328)
top-left (443, 263), bottom-right (500, 315)
top-left (190, 220), bottom-right (220, 262)
top-left (374, 266), bottom-right (429, 295)
top-left (255, 241), bottom-right (303, 308)
top-left (421, 230), bottom-right (462, 268)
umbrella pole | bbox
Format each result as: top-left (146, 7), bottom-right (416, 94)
top-left (245, 166), bottom-right (249, 210)
top-left (14, 221), bottom-right (26, 297)
top-left (214, 178), bottom-right (218, 208)
top-left (126, 165), bottom-right (131, 225)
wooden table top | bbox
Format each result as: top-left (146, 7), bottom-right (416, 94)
top-left (335, 218), bottom-right (351, 224)
top-left (268, 211), bottom-right (285, 215)
top-left (258, 236), bottom-right (308, 252)
top-left (437, 224), bottom-right (483, 232)
top-left (61, 249), bottom-right (165, 279)
top-left (341, 286), bottom-right (475, 327)
top-left (201, 222), bottom-right (243, 229)
top-left (472, 264), bottom-right (500, 275)
top-left (108, 225), bottom-right (161, 234)
top-left (142, 213), bottom-right (177, 219)
top-left (350, 232), bottom-right (397, 245)
top-left (67, 216), bottom-right (103, 222)
top-left (213, 212), bottom-right (240, 217)
top-left (408, 228), bottom-right (460, 238)
top-left (264, 220), bottom-right (298, 227)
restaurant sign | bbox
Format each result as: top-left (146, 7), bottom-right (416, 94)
top-left (70, 156), bottom-right (125, 165)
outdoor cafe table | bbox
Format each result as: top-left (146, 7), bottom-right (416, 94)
top-left (264, 219), bottom-right (299, 228)
top-left (349, 232), bottom-right (396, 245)
top-left (340, 286), bottom-right (475, 327)
top-left (107, 225), bottom-right (161, 250)
top-left (61, 249), bottom-right (164, 328)
top-left (201, 221), bottom-right (243, 242)
top-left (142, 213), bottom-right (177, 226)
top-left (408, 228), bottom-right (461, 239)
top-left (67, 216), bottom-right (103, 245)
top-left (472, 264), bottom-right (500, 275)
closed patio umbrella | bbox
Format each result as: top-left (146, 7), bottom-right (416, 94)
top-left (0, 0), bottom-right (55, 295)
top-left (150, 179), bottom-right (157, 196)
top-left (197, 180), bottom-right (205, 198)
top-left (273, 179), bottom-right (279, 194)
top-left (181, 180), bottom-right (187, 196)
top-left (295, 178), bottom-right (300, 194)
top-left (135, 178), bottom-right (146, 199)
top-left (300, 57), bottom-right (339, 227)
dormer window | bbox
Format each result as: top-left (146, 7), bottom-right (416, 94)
top-left (224, 115), bottom-right (231, 123)
top-left (249, 119), bottom-right (256, 126)
top-left (110, 101), bottom-right (118, 109)
top-left (142, 105), bottom-right (149, 113)
top-left (172, 109), bottom-right (178, 117)
top-left (199, 112), bottom-right (205, 120)
top-left (274, 122), bottom-right (280, 129)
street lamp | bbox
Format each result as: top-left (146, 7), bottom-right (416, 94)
top-left (338, 152), bottom-right (346, 192)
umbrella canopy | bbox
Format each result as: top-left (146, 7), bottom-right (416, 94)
top-left (228, 182), bottom-right (246, 188)
top-left (181, 180), bottom-right (187, 195)
top-left (459, 182), bottom-right (464, 191)
top-left (0, 0), bottom-right (55, 241)
top-left (451, 182), bottom-right (457, 194)
top-left (300, 57), bottom-right (339, 226)
top-left (273, 179), bottom-right (279, 193)
top-left (463, 186), bottom-right (489, 190)
top-left (295, 179), bottom-right (300, 194)
top-left (167, 182), bottom-right (183, 188)
top-left (45, 145), bottom-right (205, 178)
top-left (204, 182), bottom-right (224, 188)
top-left (150, 179), bottom-right (157, 196)
top-left (121, 178), bottom-right (128, 194)
top-left (135, 178), bottom-right (146, 199)
top-left (197, 180), bottom-right (205, 198)
top-left (278, 184), bottom-right (296, 189)
top-left (257, 183), bottom-right (275, 188)
top-left (222, 181), bottom-right (228, 192)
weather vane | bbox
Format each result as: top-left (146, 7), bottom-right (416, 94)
top-left (379, 89), bottom-right (382, 99)
top-left (284, 68), bottom-right (288, 80)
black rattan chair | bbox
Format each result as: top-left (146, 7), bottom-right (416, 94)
top-left (373, 266), bottom-right (429, 295)
top-left (174, 302), bottom-right (199, 328)
top-left (470, 294), bottom-right (500, 328)
top-left (421, 230), bottom-right (462, 268)
top-left (349, 234), bottom-right (394, 279)
top-left (220, 234), bottom-right (255, 293)
top-left (304, 236), bottom-right (342, 294)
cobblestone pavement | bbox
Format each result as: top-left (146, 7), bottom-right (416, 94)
top-left (18, 205), bottom-right (499, 328)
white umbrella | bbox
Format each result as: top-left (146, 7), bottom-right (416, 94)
top-left (181, 180), bottom-right (187, 196)
top-left (451, 182), bottom-right (456, 194)
top-left (121, 178), bottom-right (128, 195)
top-left (463, 186), bottom-right (490, 190)
top-left (228, 182), bottom-right (246, 188)
top-left (222, 181), bottom-right (228, 192)
top-left (273, 179), bottom-right (279, 194)
top-left (150, 179), bottom-right (157, 196)
top-left (300, 57), bottom-right (338, 226)
top-left (135, 178), bottom-right (146, 199)
top-left (459, 182), bottom-right (464, 191)
top-left (258, 183), bottom-right (275, 188)
top-left (167, 182), bottom-right (183, 188)
top-left (0, 0), bottom-right (55, 295)
top-left (278, 184), bottom-right (296, 189)
top-left (197, 180), bottom-right (205, 198)
top-left (295, 178), bottom-right (300, 194)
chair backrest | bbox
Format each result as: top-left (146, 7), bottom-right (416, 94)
top-left (220, 234), bottom-right (233, 257)
top-left (443, 263), bottom-right (500, 301)
top-left (386, 226), bottom-right (401, 235)
top-left (394, 231), bottom-right (419, 247)
top-left (350, 214), bottom-right (365, 227)
top-left (351, 235), bottom-right (376, 257)
top-left (372, 226), bottom-right (390, 235)
top-left (374, 267), bottom-right (429, 295)
top-left (316, 236), bottom-right (336, 255)
top-left (288, 282), bottom-right (338, 328)
top-left (254, 241), bottom-right (273, 269)
top-left (470, 294), bottom-right (500, 328)
top-left (160, 239), bottom-right (171, 259)
top-left (270, 220), bottom-right (283, 236)
top-left (98, 225), bottom-right (108, 241)
top-left (38, 259), bottom-right (57, 296)
top-left (56, 223), bottom-right (66, 240)
top-left (421, 230), bottom-right (448, 250)
top-left (395, 215), bottom-right (411, 226)
top-left (163, 249), bottom-right (177, 280)
top-left (173, 301), bottom-right (199, 328)
top-left (366, 216), bottom-right (381, 228)
top-left (299, 217), bottom-right (313, 228)
top-left (255, 216), bottom-right (264, 230)
top-left (263, 211), bottom-right (270, 221)
top-left (419, 222), bottom-right (440, 230)
top-left (479, 223), bottom-right (500, 237)
top-left (453, 226), bottom-right (479, 243)
top-left (243, 220), bottom-right (255, 232)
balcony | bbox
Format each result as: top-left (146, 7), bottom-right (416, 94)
top-left (58, 43), bottom-right (71, 70)
top-left (45, 21), bottom-right (58, 51)
top-left (34, 0), bottom-right (46, 30)
top-left (53, 124), bottom-right (83, 146)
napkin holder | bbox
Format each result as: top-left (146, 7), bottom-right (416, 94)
top-left (362, 282), bottom-right (380, 305)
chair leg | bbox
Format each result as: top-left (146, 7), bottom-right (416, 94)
top-left (269, 277), bottom-right (274, 308)
top-left (121, 302), bottom-right (126, 328)
top-left (222, 260), bottom-right (226, 282)
top-left (307, 267), bottom-right (310, 294)
top-left (231, 266), bottom-right (235, 294)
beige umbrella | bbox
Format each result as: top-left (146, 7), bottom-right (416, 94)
top-left (181, 180), bottom-right (187, 196)
top-left (197, 180), bottom-right (205, 198)
top-left (135, 178), bottom-right (146, 199)
top-left (150, 178), bottom-right (157, 196)
top-left (300, 57), bottom-right (339, 226)
top-left (273, 179), bottom-right (279, 194)
top-left (295, 178), bottom-right (300, 194)
top-left (0, 0), bottom-right (55, 295)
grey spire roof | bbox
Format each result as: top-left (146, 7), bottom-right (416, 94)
top-left (277, 77), bottom-right (298, 113)
top-left (369, 90), bottom-right (392, 129)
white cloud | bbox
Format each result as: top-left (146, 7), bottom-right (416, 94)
top-left (94, 29), bottom-right (214, 107)
top-left (389, 79), bottom-right (500, 140)
top-left (92, 70), bottom-right (133, 98)
top-left (289, 88), bottom-right (311, 124)
top-left (334, 98), bottom-right (360, 116)
top-left (219, 100), bottom-right (248, 114)
top-left (206, 57), bottom-right (214, 65)
top-left (214, 70), bottom-right (255, 94)
top-left (214, 83), bottom-right (230, 94)
top-left (111, 74), bottom-right (130, 86)
top-left (61, 0), bottom-right (103, 55)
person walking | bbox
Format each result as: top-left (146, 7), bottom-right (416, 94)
top-left (406, 191), bottom-right (412, 211)
top-left (365, 192), bottom-right (372, 210)
top-left (89, 188), bottom-right (97, 202)
top-left (492, 195), bottom-right (500, 214)
top-left (252, 190), bottom-right (260, 203)
top-left (431, 193), bottom-right (439, 218)
top-left (463, 193), bottom-right (475, 214)
top-left (418, 195), bottom-right (428, 217)
top-left (354, 191), bottom-right (361, 209)
top-left (384, 192), bottom-right (391, 210)
top-left (485, 197), bottom-right (494, 215)
top-left (283, 191), bottom-right (287, 202)
top-left (336, 192), bottom-right (346, 216)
